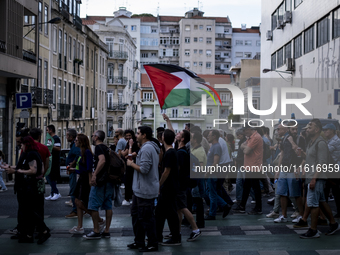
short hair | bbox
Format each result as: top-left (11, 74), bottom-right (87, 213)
top-left (203, 129), bottom-right (210, 139)
top-left (156, 127), bottom-right (165, 133)
top-left (256, 127), bottom-right (264, 136)
top-left (16, 128), bottom-right (30, 138)
top-left (192, 130), bottom-right (202, 144)
top-left (29, 128), bottom-right (42, 140)
top-left (67, 129), bottom-right (77, 139)
top-left (191, 126), bottom-right (202, 133)
top-left (236, 129), bottom-right (244, 136)
top-left (287, 121), bottom-right (298, 127)
top-left (310, 119), bottom-right (322, 132)
top-left (185, 123), bottom-right (194, 130)
top-left (181, 129), bottom-right (191, 144)
top-left (95, 130), bottom-right (105, 142)
top-left (264, 127), bottom-right (270, 135)
top-left (116, 128), bottom-right (124, 136)
top-left (210, 129), bottom-right (220, 140)
top-left (163, 129), bottom-right (175, 145)
top-left (157, 131), bottom-right (163, 141)
top-left (138, 126), bottom-right (153, 140)
top-left (47, 125), bottom-right (56, 133)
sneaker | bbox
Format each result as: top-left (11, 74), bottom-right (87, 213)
top-left (65, 200), bottom-right (73, 206)
top-left (8, 227), bottom-right (18, 235)
top-left (139, 246), bottom-right (158, 252)
top-left (99, 219), bottom-right (106, 233)
top-left (65, 212), bottom-right (78, 219)
top-left (122, 200), bottom-right (131, 206)
top-left (187, 231), bottom-right (201, 242)
top-left (248, 208), bottom-right (262, 215)
top-left (127, 242), bottom-right (144, 249)
top-left (292, 216), bottom-right (302, 223)
top-left (223, 204), bottom-right (231, 218)
top-left (101, 232), bottom-right (110, 238)
top-left (45, 195), bottom-right (52, 201)
top-left (251, 200), bottom-right (256, 204)
top-left (317, 218), bottom-right (328, 226)
top-left (274, 215), bottom-right (288, 223)
top-left (69, 226), bottom-right (84, 234)
top-left (300, 228), bottom-right (320, 239)
top-left (50, 193), bottom-right (61, 201)
top-left (161, 238), bottom-right (181, 246)
top-left (120, 184), bottom-right (125, 189)
top-left (83, 231), bottom-right (101, 240)
top-left (0, 189), bottom-right (8, 192)
top-left (37, 232), bottom-right (51, 245)
top-left (329, 195), bottom-right (335, 201)
top-left (84, 213), bottom-right (91, 217)
top-left (293, 218), bottom-right (309, 228)
top-left (163, 234), bottom-right (172, 239)
top-left (291, 211), bottom-right (300, 218)
top-left (325, 222), bottom-right (340, 235)
top-left (204, 215), bottom-right (216, 220)
top-left (232, 199), bottom-right (237, 203)
top-left (233, 205), bottom-right (246, 213)
top-left (266, 211), bottom-right (280, 218)
top-left (267, 197), bottom-right (275, 203)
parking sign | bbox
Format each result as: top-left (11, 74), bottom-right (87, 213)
top-left (16, 93), bottom-right (32, 109)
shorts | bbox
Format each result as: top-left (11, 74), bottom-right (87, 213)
top-left (88, 182), bottom-right (114, 211)
top-left (276, 172), bottom-right (302, 197)
top-left (306, 179), bottom-right (326, 208)
top-left (176, 190), bottom-right (187, 210)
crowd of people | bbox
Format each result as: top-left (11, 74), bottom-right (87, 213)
top-left (1, 116), bottom-right (340, 250)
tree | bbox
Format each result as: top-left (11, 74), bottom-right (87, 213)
top-left (131, 13), bottom-right (154, 17)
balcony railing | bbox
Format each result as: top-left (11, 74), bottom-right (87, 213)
top-left (74, 15), bottom-right (82, 31)
top-left (21, 85), bottom-right (29, 93)
top-left (73, 105), bottom-right (82, 119)
top-left (108, 104), bottom-right (127, 111)
top-left (108, 51), bottom-right (128, 60)
top-left (60, 1), bottom-right (69, 20)
top-left (31, 87), bottom-right (54, 105)
top-left (31, 87), bottom-right (43, 104)
top-left (43, 89), bottom-right (53, 105)
top-left (0, 40), bottom-right (6, 53)
top-left (23, 50), bottom-right (37, 64)
top-left (215, 33), bottom-right (231, 38)
top-left (107, 76), bottom-right (128, 85)
top-left (58, 103), bottom-right (70, 119)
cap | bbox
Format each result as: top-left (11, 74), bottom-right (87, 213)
top-left (322, 123), bottom-right (336, 131)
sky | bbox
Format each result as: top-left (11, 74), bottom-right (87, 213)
top-left (80, 0), bottom-right (261, 28)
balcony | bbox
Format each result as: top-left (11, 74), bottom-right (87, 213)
top-left (0, 40), bottom-right (6, 53)
top-left (31, 87), bottom-right (54, 105)
top-left (23, 50), bottom-right (37, 64)
top-left (108, 51), bottom-right (128, 60)
top-left (73, 105), bottom-right (83, 119)
top-left (108, 104), bottom-right (127, 111)
top-left (21, 85), bottom-right (29, 93)
top-left (31, 87), bottom-right (43, 104)
top-left (43, 89), bottom-right (53, 105)
top-left (215, 45), bottom-right (232, 50)
top-left (57, 103), bottom-right (70, 119)
top-left (74, 15), bottom-right (82, 31)
top-left (107, 76), bottom-right (128, 85)
top-left (215, 33), bottom-right (232, 39)
top-left (60, 1), bottom-right (69, 20)
top-left (167, 114), bottom-right (205, 120)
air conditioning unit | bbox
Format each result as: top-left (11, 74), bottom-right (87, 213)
top-left (286, 58), bottom-right (295, 72)
top-left (284, 11), bottom-right (292, 24)
top-left (277, 20), bottom-right (285, 29)
top-left (266, 30), bottom-right (272, 41)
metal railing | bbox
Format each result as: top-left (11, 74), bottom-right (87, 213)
top-left (0, 40), bottom-right (6, 53)
top-left (58, 103), bottom-right (70, 119)
top-left (108, 51), bottom-right (128, 59)
top-left (107, 76), bottom-right (128, 85)
top-left (60, 1), bottom-right (69, 19)
top-left (73, 105), bottom-right (82, 119)
top-left (21, 85), bottom-right (29, 93)
top-left (74, 15), bottom-right (82, 31)
top-left (108, 104), bottom-right (127, 111)
top-left (23, 50), bottom-right (37, 64)
top-left (43, 89), bottom-right (53, 105)
top-left (31, 87), bottom-right (43, 104)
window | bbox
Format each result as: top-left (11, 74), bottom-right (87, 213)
top-left (143, 92), bottom-right (153, 101)
top-left (206, 62), bottom-right (211, 68)
top-left (272, 10), bottom-right (278, 31)
top-left (199, 25), bottom-right (203, 30)
top-left (38, 1), bottom-right (42, 32)
top-left (235, 52), bottom-right (243, 57)
top-left (193, 62), bottom-right (197, 66)
top-left (194, 25), bottom-right (198, 30)
top-left (58, 79), bottom-right (61, 104)
top-left (206, 26), bottom-right (212, 31)
top-left (68, 82), bottom-right (71, 104)
top-left (151, 52), bottom-right (157, 57)
top-left (44, 5), bottom-right (48, 35)
top-left (52, 78), bottom-right (56, 104)
top-left (334, 7), bottom-right (340, 39)
top-left (185, 50), bottom-right (190, 56)
top-left (277, 47), bottom-right (284, 67)
top-left (285, 42), bottom-right (291, 62)
top-left (236, 40), bottom-right (243, 45)
top-left (81, 45), bottom-right (84, 64)
top-left (184, 62), bottom-right (190, 68)
top-left (141, 26), bottom-right (151, 33)
top-left (53, 27), bottom-right (57, 52)
top-left (317, 15), bottom-right (330, 47)
top-left (305, 25), bottom-right (314, 54)
top-left (131, 25), bottom-right (137, 31)
top-left (295, 0), bottom-right (303, 8)
top-left (199, 50), bottom-right (203, 54)
top-left (206, 50), bottom-right (212, 56)
top-left (199, 62), bottom-right (203, 66)
top-left (256, 40), bottom-right (261, 46)
top-left (185, 37), bottom-right (190, 43)
top-left (252, 99), bottom-right (258, 110)
top-left (64, 33), bottom-right (67, 62)
top-left (199, 37), bottom-right (203, 42)
top-left (86, 87), bottom-right (88, 108)
top-left (63, 81), bottom-right (67, 104)
top-left (86, 47), bottom-right (89, 68)
top-left (245, 40), bottom-right (252, 46)
top-left (173, 49), bottom-right (179, 56)
top-left (58, 29), bottom-right (62, 68)
top-left (194, 49), bottom-right (197, 54)
top-left (244, 52), bottom-right (252, 58)
top-left (141, 53), bottom-right (148, 58)
top-left (271, 53), bottom-right (276, 70)
top-left (207, 109), bottom-right (213, 115)
top-left (223, 41), bottom-right (229, 45)
top-left (206, 37), bottom-right (212, 44)
top-left (73, 39), bottom-right (76, 59)
top-left (38, 59), bottom-right (42, 87)
top-left (44, 61), bottom-right (48, 89)
top-left (194, 37), bottom-right (198, 42)
top-left (294, 33), bottom-right (302, 58)
top-left (68, 36), bottom-right (72, 60)
top-left (286, 0), bottom-right (292, 12)
top-left (185, 25), bottom-right (190, 31)
top-left (151, 28), bottom-right (157, 33)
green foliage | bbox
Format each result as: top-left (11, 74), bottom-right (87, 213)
top-left (131, 13), bottom-right (154, 17)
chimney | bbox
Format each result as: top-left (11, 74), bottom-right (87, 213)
top-left (241, 24), bottom-right (247, 30)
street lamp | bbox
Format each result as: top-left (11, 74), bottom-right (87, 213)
top-left (24, 17), bottom-right (61, 37)
top-left (262, 68), bottom-right (293, 83)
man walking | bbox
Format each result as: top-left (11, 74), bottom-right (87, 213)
top-left (127, 126), bottom-right (160, 252)
top-left (83, 130), bottom-right (112, 240)
top-left (65, 129), bottom-right (81, 219)
top-left (45, 125), bottom-right (61, 201)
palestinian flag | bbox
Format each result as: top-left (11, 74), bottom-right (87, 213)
top-left (144, 64), bottom-right (221, 109)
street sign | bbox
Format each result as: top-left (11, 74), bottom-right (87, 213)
top-left (19, 109), bottom-right (30, 118)
top-left (16, 93), bottom-right (32, 109)
top-left (334, 89), bottom-right (340, 105)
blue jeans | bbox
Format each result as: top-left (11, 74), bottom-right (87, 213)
top-left (0, 172), bottom-right (7, 190)
top-left (46, 175), bottom-right (59, 196)
top-left (236, 170), bottom-right (245, 201)
top-left (69, 172), bottom-right (77, 213)
top-left (207, 178), bottom-right (227, 217)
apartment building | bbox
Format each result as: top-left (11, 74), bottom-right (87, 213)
top-left (261, 0), bottom-right (340, 121)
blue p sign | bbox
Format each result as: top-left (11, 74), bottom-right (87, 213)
top-left (16, 93), bottom-right (32, 109)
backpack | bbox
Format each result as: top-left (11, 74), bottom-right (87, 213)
top-left (107, 149), bottom-right (126, 184)
top-left (263, 140), bottom-right (271, 163)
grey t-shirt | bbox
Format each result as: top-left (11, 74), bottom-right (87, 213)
top-left (305, 136), bottom-right (328, 182)
top-left (116, 138), bottom-right (127, 153)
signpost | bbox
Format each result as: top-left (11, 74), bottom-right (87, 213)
top-left (15, 93), bottom-right (32, 109)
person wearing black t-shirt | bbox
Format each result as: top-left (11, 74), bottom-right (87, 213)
top-left (155, 129), bottom-right (181, 245)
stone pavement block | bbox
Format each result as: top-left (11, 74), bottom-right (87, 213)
top-left (0, 234), bottom-right (11, 239)
top-left (229, 251), bottom-right (259, 255)
top-left (201, 226), bottom-right (218, 231)
top-left (201, 251), bottom-right (229, 255)
top-left (44, 215), bottom-right (50, 218)
top-left (286, 225), bottom-right (308, 230)
top-left (50, 233), bottom-right (72, 238)
top-left (29, 254), bottom-right (57, 255)
top-left (86, 253), bottom-right (115, 255)
top-left (0, 216), bottom-right (9, 218)
top-left (142, 253), bottom-right (172, 255)
top-left (316, 251), bottom-right (340, 255)
top-left (240, 226), bottom-right (265, 230)
top-left (294, 230), bottom-right (307, 234)
top-left (288, 251), bottom-right (319, 255)
top-left (244, 230), bottom-right (272, 235)
top-left (201, 231), bottom-right (222, 236)
top-left (258, 251), bottom-right (289, 255)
